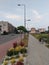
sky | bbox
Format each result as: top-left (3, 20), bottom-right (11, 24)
top-left (0, 0), bottom-right (49, 30)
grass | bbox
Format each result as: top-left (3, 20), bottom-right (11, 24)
top-left (31, 33), bottom-right (48, 39)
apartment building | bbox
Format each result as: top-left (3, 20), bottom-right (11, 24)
top-left (0, 21), bottom-right (15, 34)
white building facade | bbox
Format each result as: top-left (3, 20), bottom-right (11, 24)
top-left (0, 21), bottom-right (15, 34)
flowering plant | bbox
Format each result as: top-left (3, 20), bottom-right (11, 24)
top-left (9, 48), bottom-right (14, 51)
top-left (13, 42), bottom-right (17, 48)
top-left (20, 42), bottom-right (24, 46)
top-left (20, 47), bottom-right (27, 54)
top-left (7, 50), bottom-right (14, 56)
top-left (10, 59), bottom-right (16, 64)
top-left (19, 56), bottom-right (24, 62)
top-left (16, 61), bottom-right (24, 65)
top-left (15, 46), bottom-right (22, 52)
top-left (3, 61), bottom-right (8, 65)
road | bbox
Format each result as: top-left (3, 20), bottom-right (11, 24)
top-left (0, 34), bottom-right (23, 44)
top-left (27, 34), bottom-right (49, 65)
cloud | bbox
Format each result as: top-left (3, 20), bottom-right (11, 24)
top-left (6, 14), bottom-right (22, 21)
top-left (32, 10), bottom-right (42, 22)
top-left (0, 12), bottom-right (22, 21)
top-left (33, 10), bottom-right (39, 15)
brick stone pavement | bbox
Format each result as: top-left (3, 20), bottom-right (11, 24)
top-left (27, 34), bottom-right (49, 65)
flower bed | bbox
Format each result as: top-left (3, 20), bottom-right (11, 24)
top-left (2, 42), bottom-right (28, 65)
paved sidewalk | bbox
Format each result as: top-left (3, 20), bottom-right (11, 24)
top-left (27, 34), bottom-right (49, 65)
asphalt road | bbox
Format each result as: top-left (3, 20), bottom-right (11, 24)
top-left (27, 34), bottom-right (49, 65)
top-left (0, 34), bottom-right (23, 44)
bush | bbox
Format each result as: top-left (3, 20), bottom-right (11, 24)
top-left (7, 50), bottom-right (19, 56)
top-left (20, 48), bottom-right (27, 54)
top-left (14, 50), bottom-right (19, 55)
top-left (7, 50), bottom-right (13, 56)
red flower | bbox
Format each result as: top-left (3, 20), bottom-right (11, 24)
top-left (16, 61), bottom-right (24, 65)
top-left (13, 42), bottom-right (17, 48)
top-left (20, 42), bottom-right (24, 46)
top-left (12, 61), bottom-right (24, 65)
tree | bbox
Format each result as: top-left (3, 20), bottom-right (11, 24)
top-left (17, 26), bottom-right (27, 33)
top-left (14, 28), bottom-right (19, 34)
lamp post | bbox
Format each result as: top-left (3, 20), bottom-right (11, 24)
top-left (18, 4), bottom-right (26, 40)
top-left (26, 19), bottom-right (31, 33)
top-left (18, 4), bottom-right (26, 29)
top-left (18, 4), bottom-right (31, 40)
top-left (18, 4), bottom-right (31, 29)
top-left (26, 19), bottom-right (31, 27)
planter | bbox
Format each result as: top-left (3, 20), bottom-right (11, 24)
top-left (2, 42), bottom-right (28, 65)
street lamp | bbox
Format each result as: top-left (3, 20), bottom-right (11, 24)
top-left (18, 4), bottom-right (26, 29)
top-left (18, 4), bottom-right (31, 39)
top-left (26, 19), bottom-right (31, 31)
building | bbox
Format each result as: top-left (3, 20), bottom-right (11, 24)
top-left (30, 28), bottom-right (36, 33)
top-left (0, 21), bottom-right (15, 34)
top-left (38, 28), bottom-right (45, 33)
top-left (30, 27), bottom-right (46, 34)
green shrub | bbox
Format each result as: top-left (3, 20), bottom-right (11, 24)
top-left (7, 50), bottom-right (13, 56)
top-left (20, 48), bottom-right (27, 54)
top-left (7, 50), bottom-right (19, 56)
top-left (14, 50), bottom-right (19, 55)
